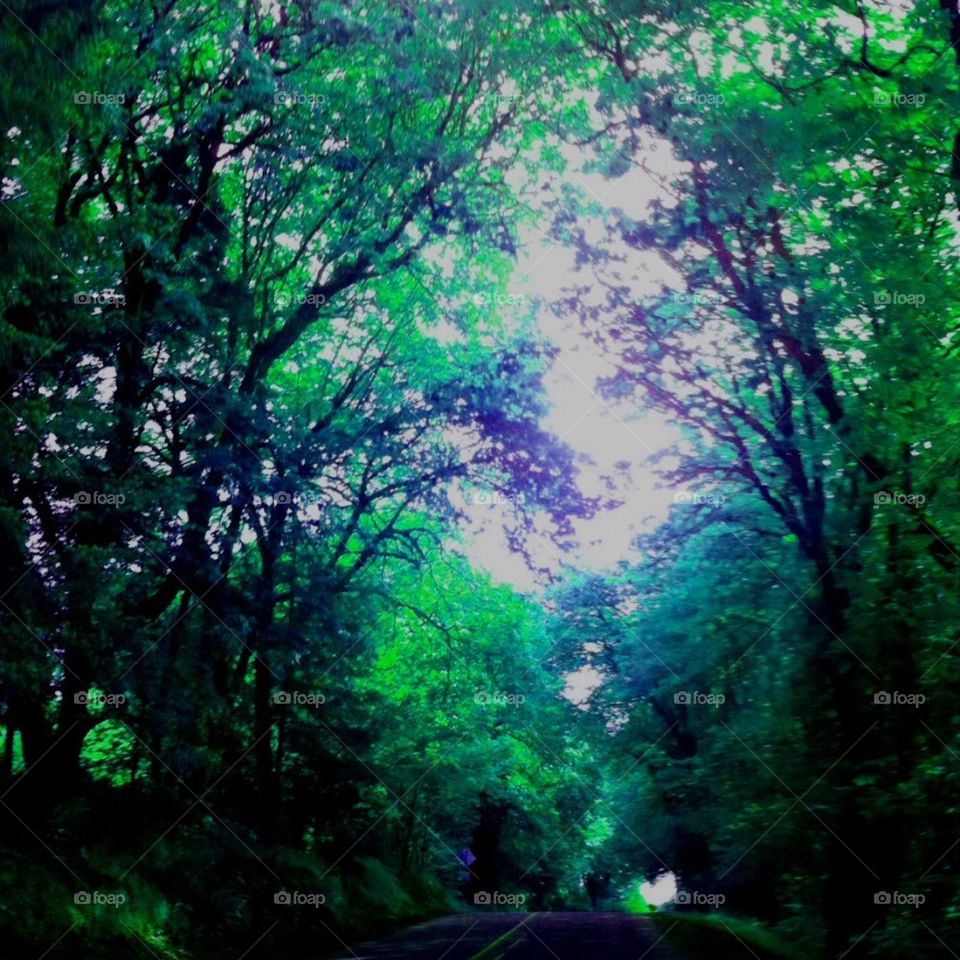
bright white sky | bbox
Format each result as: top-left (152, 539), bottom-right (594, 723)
top-left (456, 151), bottom-right (682, 592)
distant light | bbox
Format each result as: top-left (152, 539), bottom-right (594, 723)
top-left (640, 872), bottom-right (677, 907)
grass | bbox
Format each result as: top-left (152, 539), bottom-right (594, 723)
top-left (649, 912), bottom-right (804, 960)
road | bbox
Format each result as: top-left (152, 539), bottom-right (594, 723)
top-left (328, 911), bottom-right (776, 960)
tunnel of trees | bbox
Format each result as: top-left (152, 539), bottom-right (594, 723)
top-left (1, 1), bottom-right (959, 958)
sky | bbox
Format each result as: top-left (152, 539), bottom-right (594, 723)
top-left (456, 149), bottom-right (682, 592)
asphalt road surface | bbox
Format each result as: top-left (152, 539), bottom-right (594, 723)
top-left (328, 911), bottom-right (771, 960)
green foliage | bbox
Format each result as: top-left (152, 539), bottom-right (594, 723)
top-left (2, 2), bottom-right (958, 959)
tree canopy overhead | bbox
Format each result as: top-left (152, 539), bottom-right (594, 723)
top-left (1, 2), bottom-right (959, 959)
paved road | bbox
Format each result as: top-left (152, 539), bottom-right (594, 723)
top-left (328, 911), bottom-right (761, 960)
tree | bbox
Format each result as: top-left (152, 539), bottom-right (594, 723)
top-left (554, 2), bottom-right (960, 954)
